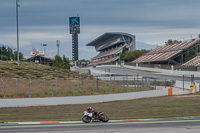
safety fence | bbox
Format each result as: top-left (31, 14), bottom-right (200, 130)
top-left (126, 62), bottom-right (200, 71)
top-left (0, 74), bottom-right (175, 99)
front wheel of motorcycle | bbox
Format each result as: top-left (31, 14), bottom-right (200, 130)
top-left (101, 115), bottom-right (109, 122)
top-left (82, 116), bottom-right (91, 123)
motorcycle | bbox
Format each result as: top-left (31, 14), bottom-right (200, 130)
top-left (82, 111), bottom-right (109, 123)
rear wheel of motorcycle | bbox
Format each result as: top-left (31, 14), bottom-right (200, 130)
top-left (82, 116), bottom-right (91, 123)
top-left (102, 115), bottom-right (109, 122)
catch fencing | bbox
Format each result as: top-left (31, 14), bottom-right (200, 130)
top-left (0, 74), bottom-right (174, 99)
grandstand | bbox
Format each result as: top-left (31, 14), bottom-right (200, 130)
top-left (181, 56), bottom-right (200, 66)
top-left (132, 39), bottom-right (200, 65)
top-left (86, 32), bottom-right (135, 66)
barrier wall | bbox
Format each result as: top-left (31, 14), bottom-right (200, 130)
top-left (0, 89), bottom-right (168, 107)
top-left (75, 67), bottom-right (91, 74)
top-left (175, 80), bottom-right (199, 92)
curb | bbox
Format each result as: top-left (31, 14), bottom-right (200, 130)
top-left (1, 116), bottom-right (200, 125)
top-left (0, 121), bottom-right (82, 125)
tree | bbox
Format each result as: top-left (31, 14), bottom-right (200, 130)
top-left (53, 55), bottom-right (70, 70)
top-left (0, 46), bottom-right (23, 61)
top-left (198, 34), bottom-right (200, 38)
top-left (165, 39), bottom-right (181, 46)
top-left (53, 55), bottom-right (63, 68)
top-left (62, 55), bottom-right (70, 70)
top-left (120, 49), bottom-right (149, 62)
top-left (13, 51), bottom-right (24, 61)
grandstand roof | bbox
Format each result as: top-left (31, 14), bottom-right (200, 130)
top-left (181, 56), bottom-right (200, 66)
top-left (85, 32), bottom-right (134, 47)
top-left (133, 39), bottom-right (200, 64)
top-left (146, 39), bottom-right (200, 55)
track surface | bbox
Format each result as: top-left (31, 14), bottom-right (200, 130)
top-left (1, 118), bottom-right (200, 133)
top-left (96, 67), bottom-right (200, 83)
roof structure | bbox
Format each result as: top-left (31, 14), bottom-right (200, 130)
top-left (25, 55), bottom-right (53, 66)
top-left (86, 32), bottom-right (134, 46)
top-left (133, 39), bottom-right (200, 64)
top-left (181, 56), bottom-right (200, 66)
top-left (86, 32), bottom-right (135, 65)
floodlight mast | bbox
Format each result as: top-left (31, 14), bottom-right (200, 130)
top-left (56, 40), bottom-right (60, 56)
top-left (16, 0), bottom-right (20, 66)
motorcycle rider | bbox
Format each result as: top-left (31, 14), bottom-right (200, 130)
top-left (87, 107), bottom-right (99, 119)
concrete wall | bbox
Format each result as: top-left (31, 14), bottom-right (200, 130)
top-left (0, 89), bottom-right (168, 107)
top-left (75, 67), bottom-right (91, 74)
top-left (175, 80), bottom-right (199, 92)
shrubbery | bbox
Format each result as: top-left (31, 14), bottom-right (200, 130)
top-left (120, 49), bottom-right (149, 62)
top-left (53, 55), bottom-right (70, 70)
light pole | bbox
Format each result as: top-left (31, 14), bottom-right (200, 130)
top-left (16, 0), bottom-right (20, 66)
top-left (43, 44), bottom-right (47, 64)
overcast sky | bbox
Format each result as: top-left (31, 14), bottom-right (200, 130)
top-left (0, 0), bottom-right (200, 60)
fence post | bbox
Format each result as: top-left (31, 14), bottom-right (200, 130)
top-left (27, 77), bottom-right (31, 98)
top-left (155, 78), bottom-right (156, 90)
top-left (3, 85), bottom-right (6, 99)
top-left (126, 76), bottom-right (128, 92)
top-left (93, 84), bottom-right (95, 95)
top-left (82, 75), bottom-right (83, 90)
top-left (142, 78), bottom-right (144, 91)
top-left (56, 78), bottom-right (58, 92)
top-left (110, 75), bottom-right (112, 93)
top-left (134, 78), bottom-right (136, 91)
top-left (16, 78), bottom-right (18, 97)
top-left (52, 86), bottom-right (54, 97)
top-left (74, 86), bottom-right (76, 96)
top-left (137, 73), bottom-right (138, 88)
top-left (183, 75), bottom-right (184, 91)
top-left (96, 76), bottom-right (98, 90)
top-left (43, 77), bottom-right (46, 91)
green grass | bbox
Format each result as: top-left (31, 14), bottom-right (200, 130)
top-left (0, 93), bottom-right (200, 122)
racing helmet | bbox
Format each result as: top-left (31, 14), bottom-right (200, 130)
top-left (87, 107), bottom-right (92, 111)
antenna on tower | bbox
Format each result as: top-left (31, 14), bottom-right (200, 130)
top-left (56, 40), bottom-right (60, 56)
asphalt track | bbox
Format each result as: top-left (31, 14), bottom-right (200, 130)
top-left (1, 118), bottom-right (200, 133)
top-left (96, 67), bottom-right (200, 83)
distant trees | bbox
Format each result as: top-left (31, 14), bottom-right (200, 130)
top-left (198, 34), bottom-right (200, 38)
top-left (13, 51), bottom-right (24, 61)
top-left (120, 49), bottom-right (149, 62)
top-left (165, 39), bottom-right (181, 46)
top-left (53, 55), bottom-right (70, 70)
top-left (0, 46), bottom-right (24, 61)
top-left (78, 59), bottom-right (90, 63)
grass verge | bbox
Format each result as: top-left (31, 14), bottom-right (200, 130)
top-left (0, 93), bottom-right (200, 122)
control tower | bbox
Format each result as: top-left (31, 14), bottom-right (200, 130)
top-left (69, 17), bottom-right (80, 61)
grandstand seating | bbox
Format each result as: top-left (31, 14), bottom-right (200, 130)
top-left (146, 39), bottom-right (200, 55)
top-left (133, 50), bottom-right (181, 63)
top-left (133, 39), bottom-right (200, 64)
top-left (86, 32), bottom-right (135, 66)
top-left (92, 45), bottom-right (124, 60)
top-left (181, 56), bottom-right (200, 66)
top-left (91, 57), bottom-right (119, 65)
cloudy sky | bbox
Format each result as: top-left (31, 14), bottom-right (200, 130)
top-left (0, 0), bottom-right (200, 60)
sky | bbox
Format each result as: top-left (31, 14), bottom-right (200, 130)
top-left (0, 0), bottom-right (200, 60)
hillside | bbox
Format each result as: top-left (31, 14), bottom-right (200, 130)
top-left (0, 61), bottom-right (81, 79)
top-left (0, 61), bottom-right (97, 98)
top-left (0, 61), bottom-right (145, 98)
